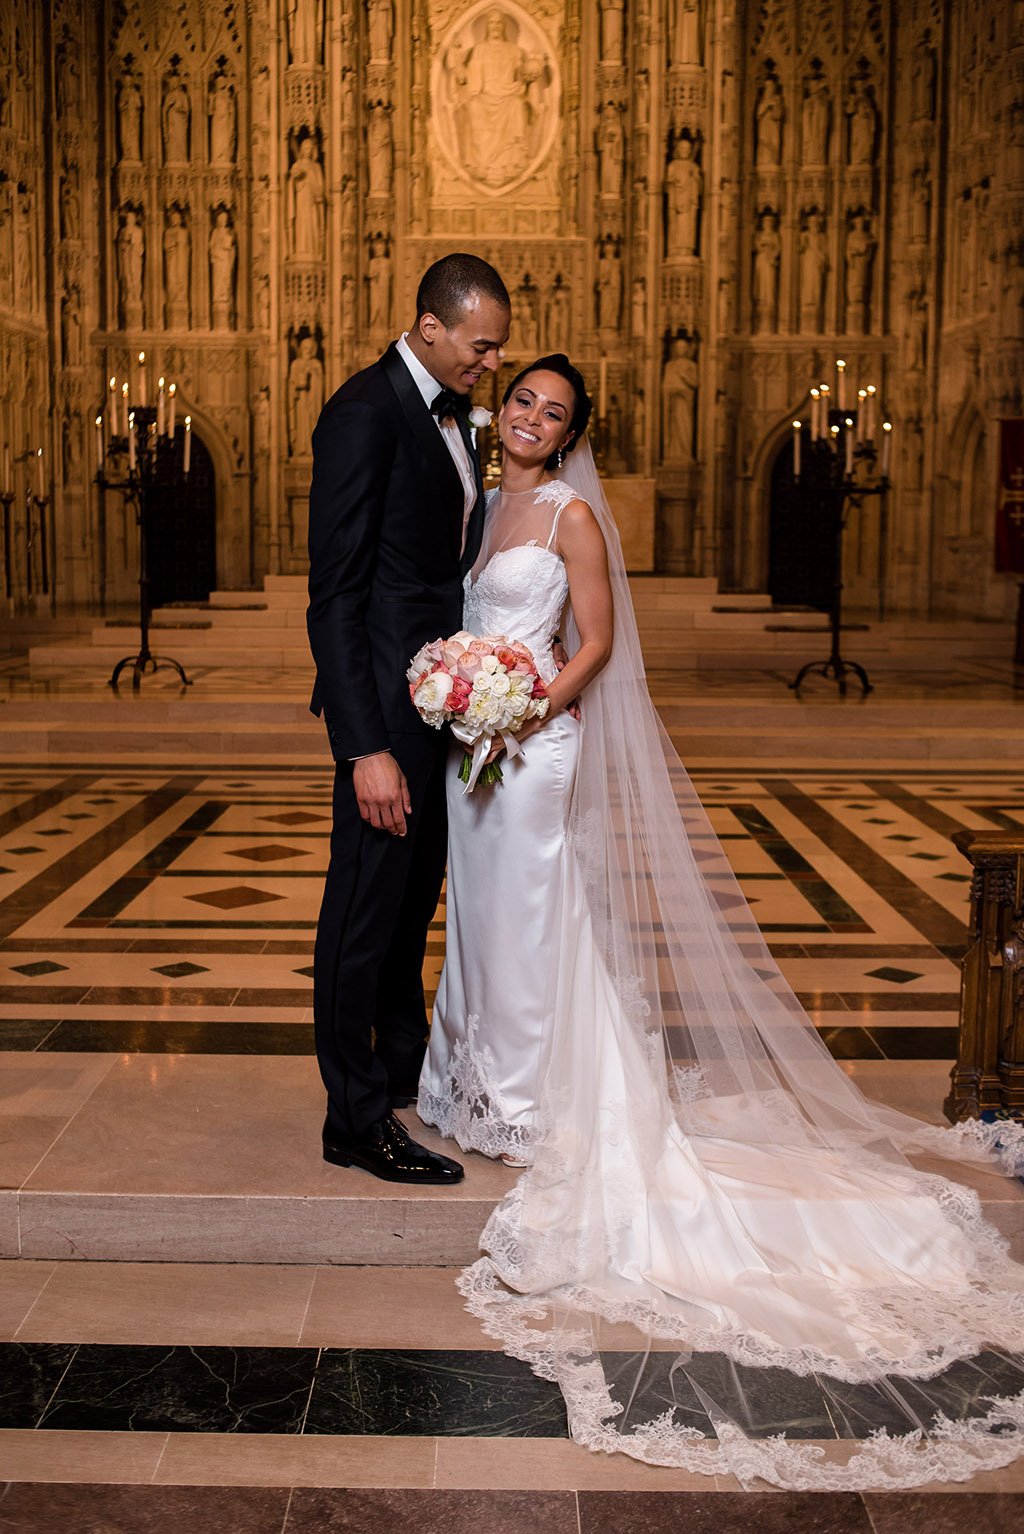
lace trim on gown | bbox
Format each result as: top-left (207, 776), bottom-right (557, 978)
top-left (418, 1014), bottom-right (533, 1162)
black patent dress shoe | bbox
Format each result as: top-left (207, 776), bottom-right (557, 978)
top-left (323, 1112), bottom-right (464, 1185)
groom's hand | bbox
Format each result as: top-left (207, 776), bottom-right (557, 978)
top-left (353, 752), bottom-right (411, 837)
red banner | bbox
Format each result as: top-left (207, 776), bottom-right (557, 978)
top-left (996, 418), bottom-right (1024, 574)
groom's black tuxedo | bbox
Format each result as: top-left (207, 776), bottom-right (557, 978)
top-left (306, 343), bottom-right (486, 1138)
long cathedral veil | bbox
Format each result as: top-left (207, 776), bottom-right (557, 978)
top-left (457, 438), bottom-right (1024, 1489)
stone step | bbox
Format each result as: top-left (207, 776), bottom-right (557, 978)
top-left (6, 1054), bottom-right (1022, 1265)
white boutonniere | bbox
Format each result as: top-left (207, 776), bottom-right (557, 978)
top-left (468, 405), bottom-right (492, 446)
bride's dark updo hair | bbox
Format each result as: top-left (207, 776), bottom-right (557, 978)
top-left (502, 353), bottom-right (593, 471)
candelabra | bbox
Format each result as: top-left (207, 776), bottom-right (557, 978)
top-left (0, 448), bottom-right (51, 613)
top-left (95, 364), bottom-right (193, 690)
top-left (787, 361), bottom-right (892, 698)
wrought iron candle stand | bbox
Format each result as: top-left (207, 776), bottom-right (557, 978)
top-left (96, 404), bottom-right (192, 691)
top-left (788, 404), bottom-right (891, 698)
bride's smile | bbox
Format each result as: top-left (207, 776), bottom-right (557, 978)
top-left (498, 370), bottom-right (575, 475)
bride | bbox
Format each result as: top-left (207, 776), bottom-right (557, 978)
top-left (417, 353), bottom-right (1024, 1491)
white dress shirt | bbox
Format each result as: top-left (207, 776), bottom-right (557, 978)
top-left (395, 333), bottom-right (478, 546)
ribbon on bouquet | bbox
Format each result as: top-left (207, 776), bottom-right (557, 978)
top-left (463, 729), bottom-right (524, 794)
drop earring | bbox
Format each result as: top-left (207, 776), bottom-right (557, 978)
top-left (556, 447), bottom-right (565, 469)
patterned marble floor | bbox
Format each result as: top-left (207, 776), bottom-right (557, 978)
top-left (2, 672), bottom-right (1024, 1523)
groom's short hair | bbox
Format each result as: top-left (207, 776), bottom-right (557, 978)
top-left (416, 254), bottom-right (510, 328)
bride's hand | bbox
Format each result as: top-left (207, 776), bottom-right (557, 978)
top-left (483, 714), bottom-right (546, 766)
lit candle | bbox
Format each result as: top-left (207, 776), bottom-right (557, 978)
top-left (108, 376), bottom-right (118, 433)
top-left (844, 419), bottom-right (854, 476)
top-left (121, 381), bottom-right (129, 437)
top-left (128, 410), bottom-right (136, 470)
top-left (598, 357), bottom-right (608, 419)
top-left (157, 377), bottom-right (166, 436)
top-left (865, 385), bottom-right (876, 440)
top-left (881, 420), bottom-right (892, 477)
top-left (856, 389), bottom-right (867, 442)
top-left (183, 414), bottom-right (192, 474)
top-left (35, 447), bottom-right (44, 498)
top-left (94, 414), bottom-right (104, 464)
top-left (1, 442), bottom-right (10, 495)
top-left (137, 351), bottom-right (147, 406)
top-left (168, 383), bottom-right (177, 437)
top-left (809, 388), bottom-right (821, 440)
top-left (836, 358), bottom-right (846, 410)
top-left (792, 420), bottom-right (802, 479)
top-left (829, 423), bottom-right (840, 453)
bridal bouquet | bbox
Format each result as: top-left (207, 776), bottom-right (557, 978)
top-left (408, 631), bottom-right (549, 792)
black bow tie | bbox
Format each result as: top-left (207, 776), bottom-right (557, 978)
top-left (430, 388), bottom-right (471, 422)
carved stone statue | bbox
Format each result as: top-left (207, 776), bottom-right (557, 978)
top-left (208, 71), bottom-right (236, 164)
top-left (368, 0), bottom-right (393, 61)
top-left (516, 273), bottom-right (540, 353)
top-left (117, 208), bottom-right (145, 326)
top-left (15, 192), bottom-right (33, 308)
top-left (287, 137), bottom-right (326, 258)
top-left (163, 207), bottom-right (190, 328)
top-left (367, 233), bottom-right (391, 330)
top-left (911, 40), bottom-right (936, 121)
top-left (631, 275), bottom-right (647, 337)
top-left (162, 77), bottom-right (191, 164)
top-left (288, 336), bottom-right (324, 456)
top-left (60, 164), bottom-right (80, 242)
top-left (286, 0), bottom-right (321, 66)
top-left (801, 73), bottom-right (830, 164)
top-left (597, 101), bottom-right (624, 200)
top-left (367, 101), bottom-right (392, 198)
top-left (911, 171), bottom-right (930, 245)
top-left (256, 271), bottom-right (270, 330)
top-left (252, 386), bottom-right (270, 457)
top-left (61, 285), bottom-right (81, 367)
top-left (798, 211), bottom-right (828, 333)
top-left (596, 238), bottom-right (622, 331)
top-left (56, 43), bottom-right (80, 117)
top-left (665, 137), bottom-right (702, 257)
top-left (209, 209), bottom-right (237, 330)
top-left (752, 210), bottom-right (781, 332)
top-left (117, 75), bottom-right (143, 163)
top-left (905, 288), bottom-right (928, 371)
top-left (670, 0), bottom-right (701, 66)
top-left (755, 75), bottom-right (783, 166)
top-left (600, 0), bottom-right (625, 63)
top-left (546, 274), bottom-right (570, 347)
top-left (662, 336), bottom-right (698, 461)
top-left (844, 214), bottom-right (876, 334)
top-left (846, 81), bottom-right (876, 167)
top-left (452, 11), bottom-right (540, 188)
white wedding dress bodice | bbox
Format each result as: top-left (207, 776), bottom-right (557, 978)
top-left (461, 481), bottom-right (573, 684)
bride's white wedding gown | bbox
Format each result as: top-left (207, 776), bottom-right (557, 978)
top-left (418, 476), bottom-right (1024, 1491)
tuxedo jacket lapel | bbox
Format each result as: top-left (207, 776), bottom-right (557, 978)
top-left (381, 344), bottom-right (464, 550)
top-left (458, 413), bottom-right (487, 576)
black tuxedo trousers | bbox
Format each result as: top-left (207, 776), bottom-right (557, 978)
top-left (306, 345), bottom-right (485, 1138)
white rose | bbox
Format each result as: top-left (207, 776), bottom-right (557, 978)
top-left (469, 406), bottom-right (493, 430)
top-left (413, 671), bottom-right (454, 721)
top-left (480, 654), bottom-right (499, 674)
top-left (473, 673), bottom-right (493, 695)
top-left (490, 672), bottom-right (511, 697)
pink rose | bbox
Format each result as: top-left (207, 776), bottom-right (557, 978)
top-left (467, 638), bottom-right (492, 658)
top-left (448, 678), bottom-right (472, 715)
top-left (531, 677), bottom-right (548, 699)
top-left (457, 657), bottom-right (480, 683)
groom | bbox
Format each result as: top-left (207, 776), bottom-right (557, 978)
top-left (306, 253), bottom-right (511, 1183)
